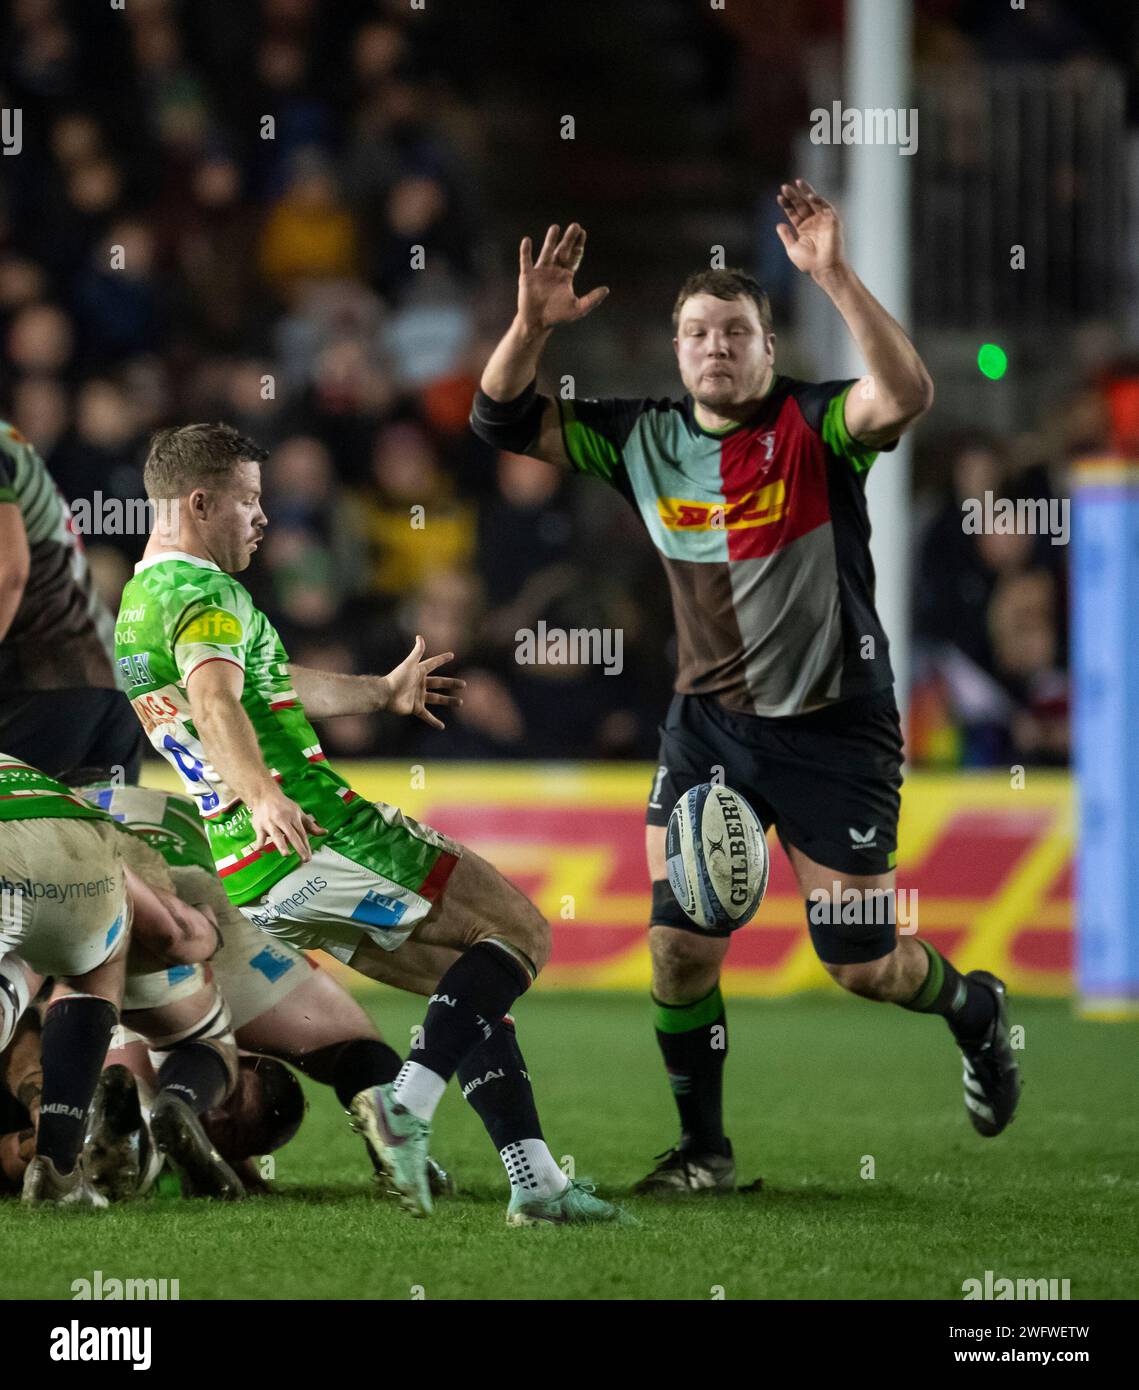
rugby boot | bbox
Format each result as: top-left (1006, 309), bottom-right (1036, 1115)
top-left (507, 1178), bottom-right (631, 1226)
top-left (958, 971), bottom-right (1021, 1137)
top-left (150, 1092), bottom-right (245, 1199)
top-left (85, 1064), bottom-right (144, 1202)
top-left (350, 1083), bottom-right (432, 1217)
top-left (22, 1154), bottom-right (108, 1208)
top-left (633, 1142), bottom-right (736, 1196)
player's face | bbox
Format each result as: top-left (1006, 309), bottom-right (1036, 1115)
top-left (194, 460), bottom-right (267, 573)
top-left (673, 294), bottom-right (775, 409)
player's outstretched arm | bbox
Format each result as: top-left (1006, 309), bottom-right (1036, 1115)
top-left (288, 637), bottom-right (464, 728)
top-left (775, 179), bottom-right (934, 447)
top-left (187, 658), bottom-right (325, 862)
top-left (472, 222), bottom-right (608, 467)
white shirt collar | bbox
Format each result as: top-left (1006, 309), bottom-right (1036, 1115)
top-left (134, 550), bottom-right (221, 574)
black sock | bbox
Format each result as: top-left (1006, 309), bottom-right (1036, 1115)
top-left (412, 942), bottom-right (532, 1086)
top-left (457, 1016), bottom-right (542, 1149)
top-left (300, 1038), bottom-right (402, 1109)
top-left (902, 941), bottom-right (996, 1043)
top-left (156, 1042), bottom-right (231, 1113)
top-left (36, 995), bottom-right (117, 1173)
top-left (653, 986), bottom-right (730, 1157)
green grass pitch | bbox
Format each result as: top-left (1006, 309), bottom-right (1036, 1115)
top-left (2, 991), bottom-right (1136, 1301)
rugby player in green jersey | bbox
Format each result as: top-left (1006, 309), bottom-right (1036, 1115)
top-left (115, 423), bottom-right (621, 1222)
top-left (470, 185), bottom-right (1020, 1194)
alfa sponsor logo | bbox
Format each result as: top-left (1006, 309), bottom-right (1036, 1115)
top-left (176, 608), bottom-right (244, 646)
top-left (657, 478), bottom-right (786, 532)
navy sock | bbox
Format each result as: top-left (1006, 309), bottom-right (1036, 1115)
top-left (413, 942), bottom-right (532, 1085)
top-left (300, 1038), bottom-right (402, 1108)
top-left (457, 1017), bottom-right (542, 1149)
top-left (653, 986), bottom-right (730, 1157)
top-left (903, 941), bottom-right (997, 1043)
top-left (36, 995), bottom-right (117, 1173)
top-left (156, 1042), bottom-right (231, 1113)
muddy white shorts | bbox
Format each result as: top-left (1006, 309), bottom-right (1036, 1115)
top-left (0, 817), bottom-right (128, 978)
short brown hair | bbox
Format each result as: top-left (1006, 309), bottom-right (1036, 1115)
top-left (144, 423), bottom-right (268, 500)
top-left (672, 268), bottom-right (773, 336)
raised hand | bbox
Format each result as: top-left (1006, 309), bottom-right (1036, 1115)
top-left (775, 180), bottom-right (846, 277)
top-left (384, 635), bottom-right (465, 730)
top-left (517, 222), bottom-right (609, 332)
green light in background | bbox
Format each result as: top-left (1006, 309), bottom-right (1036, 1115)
top-left (977, 343), bottom-right (1008, 380)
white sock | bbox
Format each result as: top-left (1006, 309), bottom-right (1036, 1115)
top-left (501, 1139), bottom-right (570, 1200)
top-left (393, 1061), bottom-right (446, 1122)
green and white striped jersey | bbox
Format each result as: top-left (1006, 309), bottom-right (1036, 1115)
top-left (0, 754), bottom-right (116, 824)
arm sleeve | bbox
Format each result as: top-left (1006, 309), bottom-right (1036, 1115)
top-left (171, 580), bottom-right (254, 684)
top-left (555, 397), bottom-right (647, 486)
top-left (794, 379), bottom-right (898, 477)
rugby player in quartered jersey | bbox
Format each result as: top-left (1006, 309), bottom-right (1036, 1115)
top-left (0, 423), bottom-right (143, 780)
top-left (470, 187), bottom-right (1021, 1192)
top-left (113, 421), bottom-right (626, 1223)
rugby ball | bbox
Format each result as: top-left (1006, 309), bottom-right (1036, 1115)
top-left (665, 784), bottom-right (768, 932)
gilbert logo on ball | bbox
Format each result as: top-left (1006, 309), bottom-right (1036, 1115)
top-left (665, 784), bottom-right (769, 932)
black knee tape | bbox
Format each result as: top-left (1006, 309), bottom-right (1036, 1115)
top-left (805, 892), bottom-right (896, 965)
top-left (650, 879), bottom-right (731, 937)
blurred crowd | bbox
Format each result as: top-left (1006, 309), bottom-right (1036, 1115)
top-left (3, 0), bottom-right (1129, 769)
top-left (0, 0), bottom-right (677, 763)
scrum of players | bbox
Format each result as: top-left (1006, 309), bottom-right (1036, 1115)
top-left (0, 421), bottom-right (412, 1209)
top-left (0, 416), bottom-right (622, 1223)
top-left (0, 771), bottom-right (458, 1208)
top-left (0, 418), bottom-right (387, 1209)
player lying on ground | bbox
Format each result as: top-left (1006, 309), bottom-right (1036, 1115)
top-left (0, 755), bottom-right (218, 1205)
top-left (0, 782), bottom-right (452, 1201)
top-left (470, 186), bottom-right (1021, 1195)
top-left (0, 1010), bottom-right (310, 1201)
top-left (71, 779), bottom-right (453, 1201)
top-left (113, 432), bottom-right (624, 1222)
